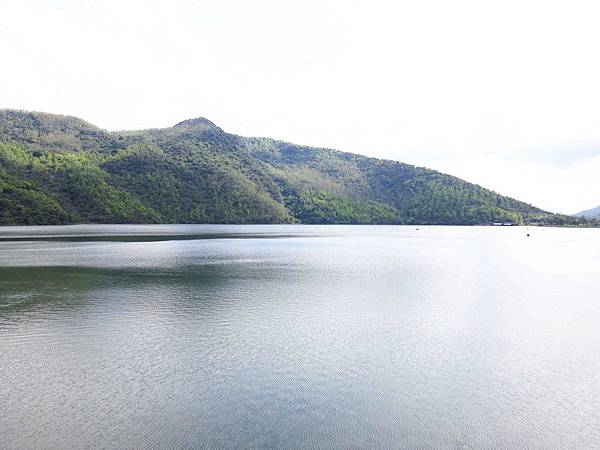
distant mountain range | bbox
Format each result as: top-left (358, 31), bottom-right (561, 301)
top-left (575, 204), bottom-right (600, 219)
top-left (0, 109), bottom-right (590, 226)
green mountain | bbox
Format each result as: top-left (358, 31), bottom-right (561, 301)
top-left (0, 109), bottom-right (585, 226)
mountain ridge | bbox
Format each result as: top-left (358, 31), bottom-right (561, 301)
top-left (0, 109), bottom-right (589, 226)
top-left (173, 117), bottom-right (221, 129)
top-left (575, 204), bottom-right (600, 219)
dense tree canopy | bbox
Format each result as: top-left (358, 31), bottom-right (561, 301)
top-left (0, 109), bottom-right (591, 226)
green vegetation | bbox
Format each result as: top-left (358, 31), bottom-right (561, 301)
top-left (0, 109), bottom-right (592, 226)
top-left (286, 190), bottom-right (399, 224)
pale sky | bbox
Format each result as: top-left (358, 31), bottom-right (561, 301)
top-left (1, 0), bottom-right (600, 214)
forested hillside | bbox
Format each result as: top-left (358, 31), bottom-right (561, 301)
top-left (0, 109), bottom-right (586, 225)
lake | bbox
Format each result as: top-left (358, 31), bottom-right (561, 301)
top-left (1, 225), bottom-right (600, 448)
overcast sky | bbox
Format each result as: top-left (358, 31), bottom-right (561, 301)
top-left (1, 0), bottom-right (599, 214)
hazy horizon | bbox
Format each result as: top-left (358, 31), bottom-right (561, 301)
top-left (1, 0), bottom-right (599, 214)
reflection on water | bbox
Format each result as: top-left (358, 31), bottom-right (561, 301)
top-left (1, 225), bottom-right (600, 448)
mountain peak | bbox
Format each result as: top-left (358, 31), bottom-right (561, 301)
top-left (174, 117), bottom-right (219, 129)
top-left (1, 107), bottom-right (589, 227)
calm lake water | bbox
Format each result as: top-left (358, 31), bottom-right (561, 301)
top-left (1, 225), bottom-right (600, 449)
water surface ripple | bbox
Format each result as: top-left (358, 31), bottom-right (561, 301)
top-left (1, 225), bottom-right (600, 448)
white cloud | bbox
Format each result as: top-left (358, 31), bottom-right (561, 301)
top-left (1, 0), bottom-right (600, 213)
